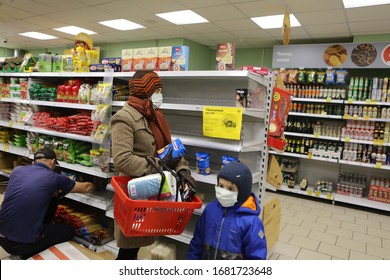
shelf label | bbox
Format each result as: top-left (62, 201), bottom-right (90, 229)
top-left (8, 120), bottom-right (13, 127)
top-left (307, 190), bottom-right (313, 196)
top-left (347, 98), bottom-right (353, 104)
top-left (203, 107), bottom-right (242, 140)
top-left (371, 99), bottom-right (378, 104)
top-left (373, 139), bottom-right (384, 146)
top-left (3, 144), bottom-right (9, 152)
top-left (352, 115), bottom-right (359, 120)
top-left (345, 137), bottom-right (351, 142)
top-left (365, 99), bottom-right (372, 104)
top-left (326, 97), bottom-right (332, 102)
top-left (315, 190), bottom-right (320, 197)
top-left (375, 162), bottom-right (382, 169)
top-left (343, 114), bottom-right (350, 119)
top-left (363, 115), bottom-right (369, 120)
top-left (313, 133), bottom-right (319, 138)
top-left (327, 193), bottom-right (332, 200)
top-left (307, 153), bottom-right (313, 159)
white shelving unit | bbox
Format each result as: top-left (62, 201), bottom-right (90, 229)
top-left (272, 80), bottom-right (390, 212)
top-left (1, 70), bottom-right (273, 252)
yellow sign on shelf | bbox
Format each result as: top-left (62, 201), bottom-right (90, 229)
top-left (203, 106), bottom-right (243, 140)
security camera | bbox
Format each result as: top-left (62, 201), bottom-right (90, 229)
top-left (2, 39), bottom-right (8, 44)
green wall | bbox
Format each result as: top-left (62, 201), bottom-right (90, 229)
top-left (1, 37), bottom-right (274, 70)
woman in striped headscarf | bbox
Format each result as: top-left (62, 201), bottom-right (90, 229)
top-left (111, 70), bottom-right (197, 260)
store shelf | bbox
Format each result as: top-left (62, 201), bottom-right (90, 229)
top-left (292, 98), bottom-right (344, 104)
top-left (342, 116), bottom-right (390, 122)
top-left (0, 119), bottom-right (31, 131)
top-left (338, 159), bottom-right (390, 170)
top-left (30, 127), bottom-right (100, 144)
top-left (269, 150), bottom-right (339, 163)
top-left (334, 194), bottom-right (390, 212)
top-left (340, 138), bottom-right (390, 147)
top-left (66, 191), bottom-right (114, 211)
top-left (29, 100), bottom-right (97, 110)
top-left (0, 169), bottom-right (11, 178)
top-left (278, 184), bottom-right (333, 201)
top-left (0, 97), bottom-right (30, 104)
top-left (345, 100), bottom-right (390, 106)
top-left (0, 143), bottom-right (30, 157)
top-left (284, 131), bottom-right (339, 141)
top-left (289, 112), bottom-right (343, 119)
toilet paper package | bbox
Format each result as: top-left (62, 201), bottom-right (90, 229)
top-left (127, 171), bottom-right (177, 201)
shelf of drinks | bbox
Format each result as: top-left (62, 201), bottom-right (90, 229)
top-left (289, 112), bottom-right (343, 119)
top-left (66, 191), bottom-right (113, 211)
top-left (0, 98), bottom-right (97, 110)
top-left (284, 131), bottom-right (339, 141)
top-left (112, 101), bottom-right (266, 120)
top-left (284, 132), bottom-right (389, 147)
top-left (269, 150), bottom-right (339, 163)
top-left (340, 137), bottom-right (390, 147)
top-left (272, 184), bottom-right (390, 211)
top-left (292, 98), bottom-right (344, 104)
top-left (292, 98), bottom-right (390, 107)
top-left (0, 143), bottom-right (115, 178)
top-left (270, 150), bottom-right (390, 170)
top-left (171, 132), bottom-right (263, 153)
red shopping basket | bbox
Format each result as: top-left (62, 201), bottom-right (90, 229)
top-left (111, 176), bottom-right (202, 237)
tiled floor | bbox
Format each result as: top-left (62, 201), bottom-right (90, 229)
top-left (2, 191), bottom-right (390, 260)
top-left (266, 190), bottom-right (390, 260)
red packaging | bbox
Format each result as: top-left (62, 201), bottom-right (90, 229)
top-left (240, 66), bottom-right (269, 75)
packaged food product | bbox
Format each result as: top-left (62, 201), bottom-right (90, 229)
top-left (196, 152), bottom-right (211, 175)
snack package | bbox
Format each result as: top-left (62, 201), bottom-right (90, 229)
top-left (196, 152), bottom-right (211, 175)
top-left (157, 138), bottom-right (186, 161)
top-left (268, 86), bottom-right (294, 151)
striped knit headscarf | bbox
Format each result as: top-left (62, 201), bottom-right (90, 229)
top-left (127, 71), bottom-right (171, 152)
top-left (129, 71), bottom-right (163, 98)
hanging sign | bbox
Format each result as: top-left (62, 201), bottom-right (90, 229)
top-left (203, 106), bottom-right (242, 140)
top-left (272, 42), bottom-right (390, 69)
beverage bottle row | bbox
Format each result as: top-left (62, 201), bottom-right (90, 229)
top-left (348, 76), bottom-right (390, 102)
top-left (290, 103), bottom-right (344, 115)
top-left (344, 105), bottom-right (390, 119)
top-left (286, 84), bottom-right (347, 100)
top-left (342, 143), bottom-right (389, 165)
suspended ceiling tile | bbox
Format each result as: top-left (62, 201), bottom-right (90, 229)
top-left (234, 0), bottom-right (287, 17)
top-left (33, 0), bottom-right (87, 10)
top-left (305, 23), bottom-right (350, 36)
top-left (175, 0), bottom-right (229, 9)
top-left (283, 0), bottom-right (344, 13)
top-left (193, 4), bottom-right (247, 21)
top-left (201, 31), bottom-right (238, 41)
top-left (296, 10), bottom-right (347, 25)
top-left (349, 20), bottom-right (390, 35)
top-left (182, 22), bottom-right (224, 34)
top-left (93, 0), bottom-right (151, 18)
top-left (346, 5), bottom-right (390, 22)
top-left (214, 19), bottom-right (260, 31)
top-left (21, 16), bottom-right (68, 29)
top-left (230, 29), bottom-right (274, 40)
top-left (129, 0), bottom-right (187, 13)
top-left (0, 4), bottom-right (36, 20)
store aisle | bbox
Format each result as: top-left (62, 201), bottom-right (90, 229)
top-left (266, 191), bottom-right (390, 260)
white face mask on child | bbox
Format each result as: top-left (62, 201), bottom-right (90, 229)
top-left (215, 186), bottom-right (238, 207)
top-left (151, 91), bottom-right (163, 108)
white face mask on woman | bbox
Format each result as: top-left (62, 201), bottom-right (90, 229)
top-left (215, 186), bottom-right (238, 207)
top-left (150, 89), bottom-right (163, 108)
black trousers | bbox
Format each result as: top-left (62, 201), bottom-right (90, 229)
top-left (116, 248), bottom-right (140, 260)
top-left (0, 197), bottom-right (74, 259)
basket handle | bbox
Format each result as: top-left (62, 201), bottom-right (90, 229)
top-left (158, 160), bottom-right (180, 202)
top-left (145, 157), bottom-right (166, 201)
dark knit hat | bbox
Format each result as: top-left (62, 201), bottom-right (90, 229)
top-left (34, 147), bottom-right (59, 165)
top-left (129, 70), bottom-right (163, 99)
top-left (217, 161), bottom-right (252, 203)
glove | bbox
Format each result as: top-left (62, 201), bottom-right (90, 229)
top-left (178, 170), bottom-right (197, 202)
top-left (158, 146), bottom-right (181, 169)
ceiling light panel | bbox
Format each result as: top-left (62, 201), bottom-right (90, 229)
top-left (155, 10), bottom-right (208, 25)
top-left (99, 19), bottom-right (145, 31)
top-left (18, 32), bottom-right (58, 40)
top-left (251, 14), bottom-right (301, 29)
top-left (54, 26), bottom-right (96, 35)
top-left (342, 0), bottom-right (390, 8)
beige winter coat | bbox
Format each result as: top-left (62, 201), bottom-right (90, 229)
top-left (111, 102), bottom-right (189, 248)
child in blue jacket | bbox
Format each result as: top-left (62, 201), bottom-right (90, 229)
top-left (187, 161), bottom-right (267, 260)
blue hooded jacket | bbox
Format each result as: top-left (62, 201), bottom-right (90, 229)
top-left (187, 193), bottom-right (267, 260)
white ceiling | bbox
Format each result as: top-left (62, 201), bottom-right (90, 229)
top-left (0, 0), bottom-right (390, 50)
